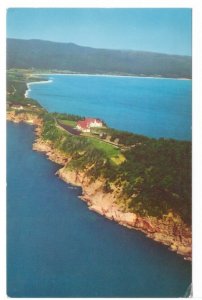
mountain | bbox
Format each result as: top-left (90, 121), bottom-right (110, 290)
top-left (7, 38), bottom-right (192, 78)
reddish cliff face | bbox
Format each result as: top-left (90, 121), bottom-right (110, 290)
top-left (7, 112), bottom-right (192, 260)
top-left (56, 166), bottom-right (191, 260)
top-left (7, 110), bottom-right (42, 125)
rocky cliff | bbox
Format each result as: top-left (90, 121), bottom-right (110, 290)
top-left (7, 110), bottom-right (42, 125)
top-left (7, 112), bottom-right (192, 260)
top-left (33, 128), bottom-right (192, 260)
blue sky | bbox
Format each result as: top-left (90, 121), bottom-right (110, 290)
top-left (7, 8), bottom-right (192, 55)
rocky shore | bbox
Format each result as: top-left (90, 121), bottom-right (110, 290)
top-left (57, 167), bottom-right (192, 259)
top-left (7, 111), bottom-right (192, 260)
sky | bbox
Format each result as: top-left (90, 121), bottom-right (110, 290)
top-left (7, 8), bottom-right (192, 56)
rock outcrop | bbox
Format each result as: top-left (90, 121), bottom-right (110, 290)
top-left (7, 110), bottom-right (42, 125)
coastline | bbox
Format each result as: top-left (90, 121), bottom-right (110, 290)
top-left (24, 79), bottom-right (53, 98)
top-left (33, 72), bottom-right (192, 81)
top-left (31, 124), bottom-right (193, 261)
top-left (6, 110), bottom-right (192, 260)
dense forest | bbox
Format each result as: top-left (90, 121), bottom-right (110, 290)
top-left (7, 70), bottom-right (192, 226)
top-left (7, 38), bottom-right (192, 78)
top-left (41, 115), bottom-right (191, 225)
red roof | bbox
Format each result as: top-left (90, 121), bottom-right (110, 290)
top-left (77, 120), bottom-right (90, 129)
top-left (77, 118), bottom-right (103, 129)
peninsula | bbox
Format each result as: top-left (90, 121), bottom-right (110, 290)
top-left (7, 69), bottom-right (192, 260)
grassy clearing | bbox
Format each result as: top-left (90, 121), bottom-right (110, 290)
top-left (59, 119), bottom-right (77, 127)
top-left (111, 153), bottom-right (126, 165)
top-left (86, 136), bottom-right (125, 164)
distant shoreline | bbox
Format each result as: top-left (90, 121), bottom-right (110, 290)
top-left (32, 72), bottom-right (191, 81)
top-left (24, 79), bottom-right (53, 98)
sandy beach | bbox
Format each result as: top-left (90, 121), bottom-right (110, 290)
top-left (24, 79), bottom-right (53, 98)
top-left (32, 72), bottom-right (191, 80)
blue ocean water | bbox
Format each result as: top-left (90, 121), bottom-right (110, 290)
top-left (28, 75), bottom-right (192, 140)
top-left (7, 122), bottom-right (191, 297)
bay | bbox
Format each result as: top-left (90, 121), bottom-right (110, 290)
top-left (28, 74), bottom-right (192, 140)
top-left (7, 122), bottom-right (191, 297)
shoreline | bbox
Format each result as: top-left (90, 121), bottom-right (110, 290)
top-left (32, 127), bottom-right (192, 261)
top-left (32, 72), bottom-right (191, 81)
top-left (24, 79), bottom-right (53, 98)
top-left (6, 110), bottom-right (192, 261)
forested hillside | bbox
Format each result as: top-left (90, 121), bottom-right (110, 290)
top-left (40, 115), bottom-right (191, 225)
top-left (7, 38), bottom-right (192, 78)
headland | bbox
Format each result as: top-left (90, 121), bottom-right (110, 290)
top-left (6, 69), bottom-right (192, 260)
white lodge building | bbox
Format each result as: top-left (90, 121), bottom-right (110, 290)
top-left (76, 118), bottom-right (103, 132)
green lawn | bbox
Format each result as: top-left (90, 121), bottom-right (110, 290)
top-left (86, 136), bottom-right (125, 164)
top-left (59, 119), bottom-right (77, 127)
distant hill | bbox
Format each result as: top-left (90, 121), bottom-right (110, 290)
top-left (7, 38), bottom-right (192, 78)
